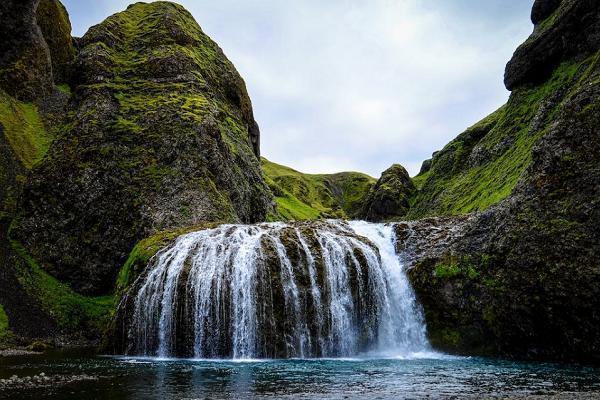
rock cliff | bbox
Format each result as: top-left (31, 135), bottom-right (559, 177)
top-left (11, 2), bottom-right (273, 295)
top-left (1, 0), bottom-right (272, 346)
top-left (406, 0), bottom-right (600, 363)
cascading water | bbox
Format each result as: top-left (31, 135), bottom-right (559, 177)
top-left (119, 220), bottom-right (430, 359)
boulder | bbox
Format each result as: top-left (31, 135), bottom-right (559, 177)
top-left (360, 164), bottom-right (415, 221)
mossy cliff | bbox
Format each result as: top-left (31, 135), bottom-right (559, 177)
top-left (11, 1), bottom-right (273, 295)
top-left (1, 0), bottom-right (272, 344)
top-left (262, 158), bottom-right (375, 220)
top-left (409, 0), bottom-right (600, 219)
top-left (359, 164), bottom-right (414, 222)
top-left (405, 0), bottom-right (600, 363)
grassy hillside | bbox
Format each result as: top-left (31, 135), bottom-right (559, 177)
top-left (408, 53), bottom-right (596, 218)
top-left (262, 158), bottom-right (376, 220)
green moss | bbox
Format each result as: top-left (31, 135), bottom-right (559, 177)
top-left (433, 328), bottom-right (461, 347)
top-left (0, 90), bottom-right (51, 169)
top-left (262, 158), bottom-right (375, 220)
top-left (409, 55), bottom-right (595, 218)
top-left (411, 170), bottom-right (430, 190)
top-left (0, 304), bottom-right (9, 339)
top-left (9, 239), bottom-right (114, 334)
top-left (434, 255), bottom-right (481, 280)
top-left (434, 261), bottom-right (461, 278)
top-left (56, 83), bottom-right (71, 95)
top-left (116, 223), bottom-right (221, 293)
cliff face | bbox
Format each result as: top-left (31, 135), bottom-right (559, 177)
top-left (0, 0), bottom-right (273, 345)
top-left (406, 0), bottom-right (600, 362)
top-left (11, 2), bottom-right (273, 295)
top-left (409, 0), bottom-right (600, 220)
top-left (0, 0), bottom-right (100, 345)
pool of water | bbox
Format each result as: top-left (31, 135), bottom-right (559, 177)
top-left (1, 349), bottom-right (599, 399)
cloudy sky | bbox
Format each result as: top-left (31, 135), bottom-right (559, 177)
top-left (62, 0), bottom-right (535, 177)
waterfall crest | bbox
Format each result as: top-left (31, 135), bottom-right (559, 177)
top-left (120, 220), bottom-right (429, 358)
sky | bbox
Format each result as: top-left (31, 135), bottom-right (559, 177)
top-left (62, 0), bottom-right (535, 177)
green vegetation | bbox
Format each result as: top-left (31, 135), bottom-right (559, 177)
top-left (116, 223), bottom-right (220, 293)
top-left (434, 255), bottom-right (480, 280)
top-left (56, 83), bottom-right (71, 95)
top-left (434, 261), bottom-right (461, 278)
top-left (262, 158), bottom-right (375, 220)
top-left (409, 55), bottom-right (595, 218)
top-left (0, 89), bottom-right (51, 169)
top-left (0, 304), bottom-right (9, 339)
top-left (9, 239), bottom-right (114, 334)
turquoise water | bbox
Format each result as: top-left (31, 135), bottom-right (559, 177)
top-left (1, 350), bottom-right (599, 399)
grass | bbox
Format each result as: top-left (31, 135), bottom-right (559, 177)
top-left (56, 83), bottom-right (71, 95)
top-left (0, 90), bottom-right (51, 169)
top-left (0, 304), bottom-right (9, 339)
top-left (408, 55), bottom-right (595, 218)
top-left (262, 158), bottom-right (375, 220)
top-left (9, 239), bottom-right (115, 334)
top-left (116, 223), bottom-right (221, 293)
top-left (434, 256), bottom-right (480, 280)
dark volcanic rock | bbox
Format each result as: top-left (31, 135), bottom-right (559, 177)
top-left (418, 158), bottom-right (432, 175)
top-left (0, 0), bottom-right (53, 101)
top-left (13, 2), bottom-right (273, 294)
top-left (36, 0), bottom-right (76, 84)
top-left (504, 0), bottom-right (600, 90)
top-left (407, 21), bottom-right (600, 362)
top-left (531, 0), bottom-right (562, 24)
top-left (360, 164), bottom-right (414, 222)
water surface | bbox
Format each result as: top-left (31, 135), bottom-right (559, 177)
top-left (1, 349), bottom-right (599, 399)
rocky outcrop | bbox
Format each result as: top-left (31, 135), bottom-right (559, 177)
top-left (531, 0), bottom-right (561, 24)
top-left (11, 2), bottom-right (273, 295)
top-left (0, 0), bottom-right (54, 101)
top-left (505, 0), bottom-right (600, 90)
top-left (360, 164), bottom-right (414, 221)
top-left (36, 0), bottom-right (76, 84)
top-left (406, 0), bottom-right (600, 363)
top-left (0, 0), bottom-right (75, 347)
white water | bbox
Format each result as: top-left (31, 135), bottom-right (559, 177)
top-left (126, 220), bottom-right (430, 359)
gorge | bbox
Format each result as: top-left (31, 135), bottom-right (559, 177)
top-left (0, 0), bottom-right (599, 397)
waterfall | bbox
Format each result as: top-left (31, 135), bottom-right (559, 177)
top-left (122, 220), bottom-right (429, 359)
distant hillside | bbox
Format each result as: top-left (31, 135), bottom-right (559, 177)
top-left (262, 158), bottom-right (376, 220)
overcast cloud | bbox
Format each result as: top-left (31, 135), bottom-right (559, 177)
top-left (62, 0), bottom-right (534, 177)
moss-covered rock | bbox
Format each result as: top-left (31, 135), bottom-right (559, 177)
top-left (262, 158), bottom-right (375, 220)
top-left (505, 0), bottom-right (600, 90)
top-left (12, 2), bottom-right (273, 295)
top-left (0, 0), bottom-right (54, 101)
top-left (36, 0), bottom-right (76, 84)
top-left (405, 0), bottom-right (600, 363)
top-left (360, 164), bottom-right (414, 222)
top-left (409, 56), bottom-right (590, 218)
